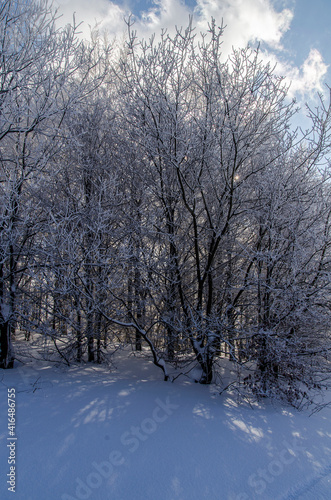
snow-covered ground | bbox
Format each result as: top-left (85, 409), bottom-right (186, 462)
top-left (0, 341), bottom-right (330, 500)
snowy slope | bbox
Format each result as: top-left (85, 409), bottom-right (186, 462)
top-left (0, 345), bottom-right (330, 500)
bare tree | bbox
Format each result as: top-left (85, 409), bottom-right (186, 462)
top-left (0, 0), bottom-right (106, 367)
top-left (116, 19), bottom-right (331, 398)
top-left (2, 7), bottom-right (330, 406)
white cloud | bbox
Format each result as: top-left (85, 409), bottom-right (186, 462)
top-left (54, 0), bottom-right (294, 54)
top-left (54, 0), bottom-right (128, 39)
top-left (53, 0), bottom-right (328, 98)
top-left (54, 0), bottom-right (192, 40)
top-left (194, 0), bottom-right (293, 54)
top-left (53, 0), bottom-right (294, 53)
top-left (262, 48), bottom-right (329, 98)
top-left (288, 49), bottom-right (329, 96)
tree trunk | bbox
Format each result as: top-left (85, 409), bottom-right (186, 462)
top-left (0, 320), bottom-right (14, 369)
top-left (76, 305), bottom-right (82, 362)
top-left (198, 351), bottom-right (214, 384)
top-left (87, 323), bottom-right (95, 362)
top-left (0, 260), bottom-right (14, 368)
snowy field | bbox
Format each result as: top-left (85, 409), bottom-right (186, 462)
top-left (1, 342), bottom-right (330, 500)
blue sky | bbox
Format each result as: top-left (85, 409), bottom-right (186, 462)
top-left (280, 0), bottom-right (331, 78)
top-left (55, 0), bottom-right (331, 106)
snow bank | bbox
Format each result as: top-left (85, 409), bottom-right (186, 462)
top-left (0, 347), bottom-right (330, 500)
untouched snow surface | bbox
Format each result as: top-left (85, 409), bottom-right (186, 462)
top-left (0, 345), bottom-right (330, 500)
